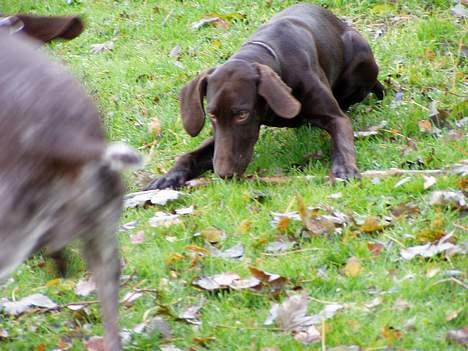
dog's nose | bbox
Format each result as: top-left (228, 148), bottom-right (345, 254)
top-left (216, 170), bottom-right (235, 179)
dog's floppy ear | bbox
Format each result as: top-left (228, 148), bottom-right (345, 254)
top-left (180, 68), bottom-right (214, 137)
top-left (255, 63), bottom-right (300, 118)
top-left (16, 15), bottom-right (84, 43)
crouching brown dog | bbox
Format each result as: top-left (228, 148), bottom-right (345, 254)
top-left (145, 4), bottom-right (384, 190)
top-left (0, 31), bottom-right (140, 351)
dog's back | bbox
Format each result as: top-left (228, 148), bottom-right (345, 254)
top-left (0, 31), bottom-right (139, 351)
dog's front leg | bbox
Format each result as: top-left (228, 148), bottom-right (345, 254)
top-left (324, 115), bottom-right (360, 180)
top-left (303, 80), bottom-right (360, 180)
top-left (144, 137), bottom-right (214, 190)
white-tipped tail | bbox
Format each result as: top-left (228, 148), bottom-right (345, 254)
top-left (103, 142), bottom-right (142, 171)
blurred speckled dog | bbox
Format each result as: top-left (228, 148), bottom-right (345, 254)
top-left (0, 27), bottom-right (140, 351)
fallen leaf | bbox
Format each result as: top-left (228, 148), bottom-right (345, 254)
top-left (165, 252), bottom-right (184, 265)
top-left (360, 216), bottom-right (383, 233)
top-left (452, 3), bottom-right (468, 18)
top-left (367, 242), bottom-right (384, 257)
top-left (390, 202), bottom-right (420, 218)
top-left (237, 219), bottom-right (252, 234)
top-left (90, 41), bottom-right (114, 54)
top-left (249, 267), bottom-right (288, 288)
top-left (364, 296), bottom-right (382, 309)
top-left (423, 175), bottom-right (437, 190)
top-left (149, 212), bottom-right (181, 227)
top-left (46, 278), bottom-right (61, 287)
top-left (418, 119), bottom-right (433, 133)
top-left (0, 294), bottom-right (57, 315)
top-left (343, 257), bottom-right (362, 277)
top-left (147, 316), bottom-right (172, 339)
top-left (276, 216), bottom-right (290, 232)
top-left (393, 298), bottom-right (411, 311)
top-left (208, 243), bottom-right (244, 259)
top-left (265, 240), bottom-right (296, 253)
top-left (130, 231), bottom-right (145, 244)
top-left (354, 120), bottom-right (388, 138)
top-left (148, 117), bottom-right (161, 138)
top-left (400, 241), bottom-right (465, 260)
top-left (36, 344), bottom-right (46, 351)
top-left (193, 272), bottom-right (241, 291)
top-left (193, 335), bottom-right (216, 346)
top-left (120, 220), bottom-right (138, 231)
top-left (169, 44), bottom-right (181, 58)
top-left (394, 176), bottom-right (413, 188)
top-left (75, 278), bottom-right (96, 297)
top-left (85, 336), bottom-right (105, 351)
top-left (178, 299), bottom-right (204, 325)
top-left (124, 189), bottom-right (184, 208)
top-left (265, 294), bottom-right (343, 344)
top-left (429, 190), bottom-right (466, 208)
top-left (121, 290), bottom-right (143, 307)
top-left (380, 326), bottom-right (402, 343)
top-left (447, 327), bottom-right (468, 345)
top-left (175, 206), bottom-right (194, 215)
top-left (446, 308), bottom-right (462, 321)
top-left (191, 17), bottom-right (229, 30)
top-left (201, 228), bottom-right (226, 243)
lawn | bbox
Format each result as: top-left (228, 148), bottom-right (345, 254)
top-left (1, 0), bottom-right (467, 350)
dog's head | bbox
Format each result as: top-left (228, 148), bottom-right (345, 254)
top-left (180, 60), bottom-right (300, 178)
top-left (0, 14), bottom-right (84, 43)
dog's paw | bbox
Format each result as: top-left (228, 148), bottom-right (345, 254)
top-left (143, 171), bottom-right (189, 190)
top-left (331, 163), bottom-right (361, 181)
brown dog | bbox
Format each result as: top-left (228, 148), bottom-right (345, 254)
top-left (0, 13), bottom-right (84, 43)
top-left (0, 29), bottom-right (140, 351)
top-left (145, 4), bottom-right (383, 190)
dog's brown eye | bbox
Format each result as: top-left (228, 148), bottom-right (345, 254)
top-left (236, 111), bottom-right (249, 123)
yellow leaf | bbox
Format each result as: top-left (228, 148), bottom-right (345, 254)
top-left (344, 256), bottom-right (362, 277)
top-left (380, 326), bottom-right (402, 343)
top-left (201, 228), bottom-right (225, 243)
top-left (237, 219), bottom-right (252, 234)
top-left (46, 278), bottom-right (61, 287)
top-left (165, 253), bottom-right (184, 265)
top-left (360, 216), bottom-right (383, 233)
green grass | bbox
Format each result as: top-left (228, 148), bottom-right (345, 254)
top-left (1, 0), bottom-right (467, 350)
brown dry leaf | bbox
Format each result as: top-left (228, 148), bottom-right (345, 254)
top-left (343, 257), bottom-right (362, 277)
top-left (192, 272), bottom-right (242, 291)
top-left (360, 216), bottom-right (383, 233)
top-left (249, 267), bottom-right (287, 286)
top-left (390, 202), bottom-right (420, 218)
top-left (84, 336), bottom-right (105, 351)
top-left (303, 216), bottom-right (336, 235)
top-left (36, 345), bottom-right (46, 351)
top-left (193, 336), bottom-right (216, 346)
top-left (237, 219), bottom-right (252, 234)
top-left (276, 217), bottom-right (290, 232)
top-left (380, 326), bottom-right (402, 343)
top-left (447, 327), bottom-right (468, 345)
top-left (459, 177), bottom-right (468, 191)
top-left (148, 117), bottom-right (161, 138)
top-left (178, 299), bottom-right (205, 325)
top-left (185, 245), bottom-right (210, 256)
top-left (0, 294), bottom-right (58, 315)
top-left (201, 228), bottom-right (226, 243)
top-left (418, 119), bottom-right (433, 133)
top-left (367, 242), bottom-right (384, 257)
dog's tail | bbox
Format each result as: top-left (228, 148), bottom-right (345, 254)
top-left (372, 80), bottom-right (385, 100)
top-left (102, 142), bottom-right (142, 172)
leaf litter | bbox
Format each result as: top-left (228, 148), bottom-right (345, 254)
top-left (264, 294), bottom-right (344, 344)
